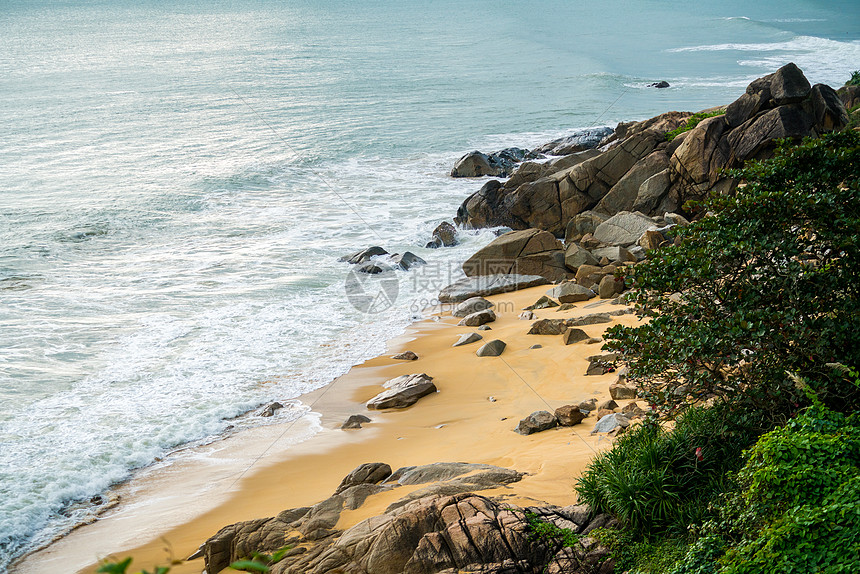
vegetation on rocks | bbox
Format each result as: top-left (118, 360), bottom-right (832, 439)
top-left (577, 129), bottom-right (860, 572)
top-left (606, 130), bottom-right (860, 417)
top-left (665, 109), bottom-right (726, 141)
top-left (846, 70), bottom-right (860, 86)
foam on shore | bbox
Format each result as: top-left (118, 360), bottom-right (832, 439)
top-left (15, 285), bottom-right (644, 574)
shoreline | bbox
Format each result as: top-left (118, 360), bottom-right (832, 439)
top-left (15, 284), bottom-right (643, 574)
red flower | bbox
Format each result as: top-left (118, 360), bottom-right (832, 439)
top-left (695, 447), bottom-right (704, 462)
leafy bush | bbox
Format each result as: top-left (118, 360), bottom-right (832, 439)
top-left (846, 70), bottom-right (860, 86)
top-left (666, 110), bottom-right (726, 141)
top-left (671, 405), bottom-right (860, 574)
top-left (590, 527), bottom-right (687, 574)
top-left (606, 130), bottom-right (860, 417)
top-left (576, 404), bottom-right (765, 537)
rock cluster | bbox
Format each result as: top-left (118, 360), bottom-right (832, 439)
top-left (453, 64), bottom-right (848, 235)
top-left (198, 461), bottom-right (619, 574)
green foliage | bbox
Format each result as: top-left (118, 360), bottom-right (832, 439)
top-left (576, 405), bottom-right (765, 537)
top-left (846, 70), bottom-right (860, 86)
top-left (590, 527), bottom-right (687, 574)
top-left (606, 131), bottom-right (860, 417)
top-left (525, 512), bottom-right (579, 548)
top-left (228, 545), bottom-right (293, 572)
top-left (96, 558), bottom-right (169, 574)
top-left (672, 406), bottom-right (860, 574)
top-left (666, 110), bottom-right (726, 141)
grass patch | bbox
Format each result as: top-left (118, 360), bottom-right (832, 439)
top-left (666, 109), bottom-right (725, 141)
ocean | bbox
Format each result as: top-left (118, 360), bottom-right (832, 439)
top-left (1, 0), bottom-right (858, 569)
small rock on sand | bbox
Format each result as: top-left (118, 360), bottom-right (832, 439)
top-left (341, 414), bottom-right (372, 430)
top-left (476, 340), bottom-right (506, 357)
top-left (392, 351), bottom-right (419, 361)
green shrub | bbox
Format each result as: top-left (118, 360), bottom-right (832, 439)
top-left (591, 527), bottom-right (688, 574)
top-left (666, 110), bottom-right (726, 141)
top-left (846, 70), bottom-right (860, 86)
top-left (606, 131), bottom-right (860, 417)
top-left (576, 405), bottom-right (765, 537)
top-left (671, 405), bottom-right (860, 574)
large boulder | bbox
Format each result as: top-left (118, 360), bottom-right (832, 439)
top-left (593, 211), bottom-right (659, 246)
top-left (564, 243), bottom-right (599, 270)
top-left (438, 274), bottom-right (550, 303)
top-left (564, 210), bottom-right (608, 244)
top-left (451, 148), bottom-right (528, 178)
top-left (462, 229), bottom-right (569, 282)
top-left (594, 150), bottom-right (669, 215)
top-left (366, 374), bottom-right (437, 410)
top-left (546, 281), bottom-right (596, 303)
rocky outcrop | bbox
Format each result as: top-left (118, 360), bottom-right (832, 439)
top-left (202, 488), bottom-right (617, 574)
top-left (534, 127), bottom-right (615, 156)
top-left (454, 64), bottom-right (848, 233)
top-left (202, 460), bottom-right (606, 574)
top-left (462, 229), bottom-right (570, 282)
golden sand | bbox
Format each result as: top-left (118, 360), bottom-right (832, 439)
top-left (15, 285), bottom-right (642, 574)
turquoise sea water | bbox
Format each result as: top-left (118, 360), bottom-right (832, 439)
top-left (1, 0), bottom-right (858, 568)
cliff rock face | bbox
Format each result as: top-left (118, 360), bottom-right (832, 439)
top-left (201, 486), bottom-right (618, 574)
top-left (455, 64), bottom-right (848, 235)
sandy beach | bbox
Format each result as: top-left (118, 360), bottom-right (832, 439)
top-left (15, 284), bottom-right (643, 574)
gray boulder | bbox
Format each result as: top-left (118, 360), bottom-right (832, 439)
top-left (391, 251), bottom-right (426, 270)
top-left (476, 339), bottom-right (506, 357)
top-left (564, 243), bottom-right (599, 270)
top-left (453, 332), bottom-right (483, 347)
top-left (451, 296), bottom-right (494, 317)
top-left (593, 211), bottom-right (659, 246)
top-left (591, 413), bottom-right (631, 434)
top-left (514, 410), bottom-right (558, 435)
top-left (451, 148), bottom-right (528, 178)
top-left (462, 228), bottom-right (569, 282)
top-left (458, 308), bottom-right (497, 327)
top-left (340, 246), bottom-right (388, 264)
top-left (366, 374), bottom-right (437, 410)
top-left (335, 463), bottom-right (392, 494)
top-left (545, 281), bottom-right (596, 303)
top-left (534, 127), bottom-right (615, 155)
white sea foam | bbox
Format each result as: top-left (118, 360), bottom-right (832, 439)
top-left (668, 36), bottom-right (860, 85)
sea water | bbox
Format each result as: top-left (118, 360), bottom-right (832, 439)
top-left (1, 0), bottom-right (858, 568)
